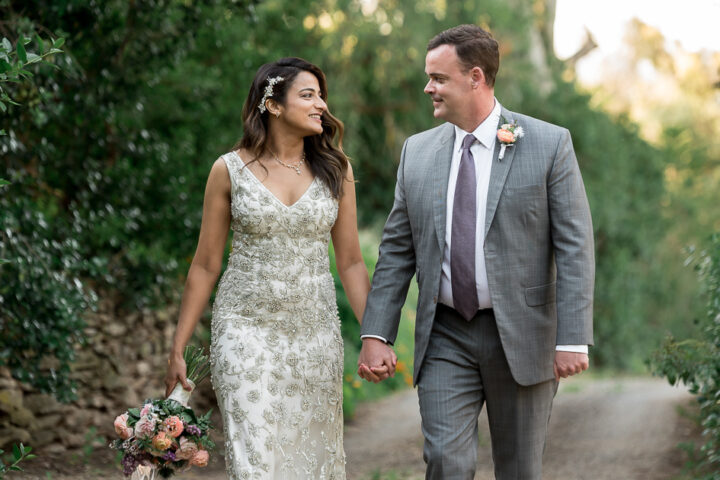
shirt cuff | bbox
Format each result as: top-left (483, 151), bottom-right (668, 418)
top-left (361, 335), bottom-right (389, 344)
top-left (555, 344), bottom-right (589, 354)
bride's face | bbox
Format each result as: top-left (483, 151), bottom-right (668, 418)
top-left (276, 71), bottom-right (327, 136)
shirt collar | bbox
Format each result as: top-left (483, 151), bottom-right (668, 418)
top-left (454, 99), bottom-right (502, 151)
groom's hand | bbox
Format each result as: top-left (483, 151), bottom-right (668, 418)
top-left (553, 351), bottom-right (589, 382)
top-left (358, 338), bottom-right (397, 383)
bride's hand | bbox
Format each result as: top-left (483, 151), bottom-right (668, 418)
top-left (164, 355), bottom-right (192, 398)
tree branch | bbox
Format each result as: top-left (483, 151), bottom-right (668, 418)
top-left (565, 27), bottom-right (598, 69)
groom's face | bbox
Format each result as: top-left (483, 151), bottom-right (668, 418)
top-left (424, 44), bottom-right (473, 125)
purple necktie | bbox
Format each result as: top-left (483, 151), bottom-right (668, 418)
top-left (451, 134), bottom-right (480, 321)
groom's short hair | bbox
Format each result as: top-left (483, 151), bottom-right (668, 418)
top-left (427, 24), bottom-right (499, 87)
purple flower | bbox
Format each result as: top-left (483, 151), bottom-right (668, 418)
top-left (161, 450), bottom-right (177, 462)
top-left (121, 454), bottom-right (141, 476)
top-left (184, 423), bottom-right (202, 436)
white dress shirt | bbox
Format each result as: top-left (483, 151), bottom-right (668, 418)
top-left (437, 100), bottom-right (500, 310)
top-left (364, 99), bottom-right (587, 355)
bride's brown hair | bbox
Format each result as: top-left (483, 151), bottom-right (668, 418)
top-left (234, 57), bottom-right (349, 199)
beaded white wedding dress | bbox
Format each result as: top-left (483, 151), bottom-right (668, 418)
top-left (210, 151), bottom-right (345, 479)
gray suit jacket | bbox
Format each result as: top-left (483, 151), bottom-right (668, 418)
top-left (361, 107), bottom-right (595, 386)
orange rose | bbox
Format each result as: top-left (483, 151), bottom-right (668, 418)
top-left (190, 449), bottom-right (209, 467)
top-left (497, 129), bottom-right (515, 143)
top-left (162, 415), bottom-right (184, 438)
top-left (152, 431), bottom-right (173, 451)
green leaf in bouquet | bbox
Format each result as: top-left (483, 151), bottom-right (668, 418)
top-left (164, 400), bottom-right (183, 415)
top-left (127, 407), bottom-right (141, 418)
top-left (199, 437), bottom-right (216, 451)
top-left (196, 409), bottom-right (213, 432)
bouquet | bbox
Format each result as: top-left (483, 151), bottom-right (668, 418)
top-left (110, 346), bottom-right (215, 479)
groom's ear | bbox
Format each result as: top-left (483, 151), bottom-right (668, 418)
top-left (469, 66), bottom-right (485, 89)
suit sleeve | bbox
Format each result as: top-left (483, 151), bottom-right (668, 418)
top-left (548, 129), bottom-right (595, 346)
top-left (360, 140), bottom-right (417, 344)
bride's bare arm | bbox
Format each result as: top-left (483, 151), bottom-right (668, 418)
top-left (330, 163), bottom-right (370, 324)
top-left (332, 165), bottom-right (393, 380)
top-left (165, 158), bottom-right (231, 397)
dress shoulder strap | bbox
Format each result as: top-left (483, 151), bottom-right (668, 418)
top-left (220, 151), bottom-right (243, 193)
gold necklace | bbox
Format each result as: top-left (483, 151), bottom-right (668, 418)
top-left (271, 150), bottom-right (305, 175)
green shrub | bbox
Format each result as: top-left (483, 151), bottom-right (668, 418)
top-left (0, 194), bottom-right (96, 402)
top-left (651, 233), bottom-right (720, 479)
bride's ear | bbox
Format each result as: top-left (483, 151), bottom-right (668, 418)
top-left (266, 99), bottom-right (282, 118)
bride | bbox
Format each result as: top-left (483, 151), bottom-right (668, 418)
top-left (163, 57), bottom-right (387, 479)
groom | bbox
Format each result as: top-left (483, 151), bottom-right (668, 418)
top-left (358, 25), bottom-right (595, 479)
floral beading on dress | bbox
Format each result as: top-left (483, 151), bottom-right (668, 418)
top-left (210, 151), bottom-right (345, 479)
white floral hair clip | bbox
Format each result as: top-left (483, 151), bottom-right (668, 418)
top-left (257, 75), bottom-right (285, 114)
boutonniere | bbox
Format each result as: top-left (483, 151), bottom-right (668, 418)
top-left (497, 117), bottom-right (524, 160)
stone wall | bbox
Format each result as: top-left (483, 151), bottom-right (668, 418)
top-left (0, 301), bottom-right (217, 453)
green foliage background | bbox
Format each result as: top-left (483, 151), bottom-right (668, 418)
top-left (0, 0), bottom-right (713, 415)
top-left (652, 235), bottom-right (720, 479)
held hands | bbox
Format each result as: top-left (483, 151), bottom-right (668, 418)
top-left (357, 338), bottom-right (398, 383)
top-left (553, 351), bottom-right (589, 382)
top-left (164, 354), bottom-right (193, 398)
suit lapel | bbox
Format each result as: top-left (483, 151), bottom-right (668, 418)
top-left (484, 107), bottom-right (517, 236)
top-left (432, 124), bottom-right (455, 252)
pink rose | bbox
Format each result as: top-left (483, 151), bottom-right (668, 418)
top-left (140, 403), bottom-right (154, 417)
top-left (497, 129), bottom-right (515, 143)
top-left (152, 431), bottom-right (173, 451)
top-left (114, 413), bottom-right (133, 440)
top-left (162, 416), bottom-right (184, 438)
top-left (189, 449), bottom-right (209, 467)
top-left (134, 414), bottom-right (158, 439)
top-left (175, 437), bottom-right (198, 460)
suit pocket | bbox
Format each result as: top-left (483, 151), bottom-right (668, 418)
top-left (525, 282), bottom-right (556, 307)
top-left (503, 183), bottom-right (545, 199)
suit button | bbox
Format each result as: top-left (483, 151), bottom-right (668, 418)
top-left (433, 296), bottom-right (438, 303)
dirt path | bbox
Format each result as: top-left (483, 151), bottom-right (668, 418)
top-left (19, 376), bottom-right (697, 479)
top-left (344, 375), bottom-right (697, 480)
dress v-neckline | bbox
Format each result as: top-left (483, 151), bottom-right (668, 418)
top-left (234, 151), bottom-right (316, 209)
